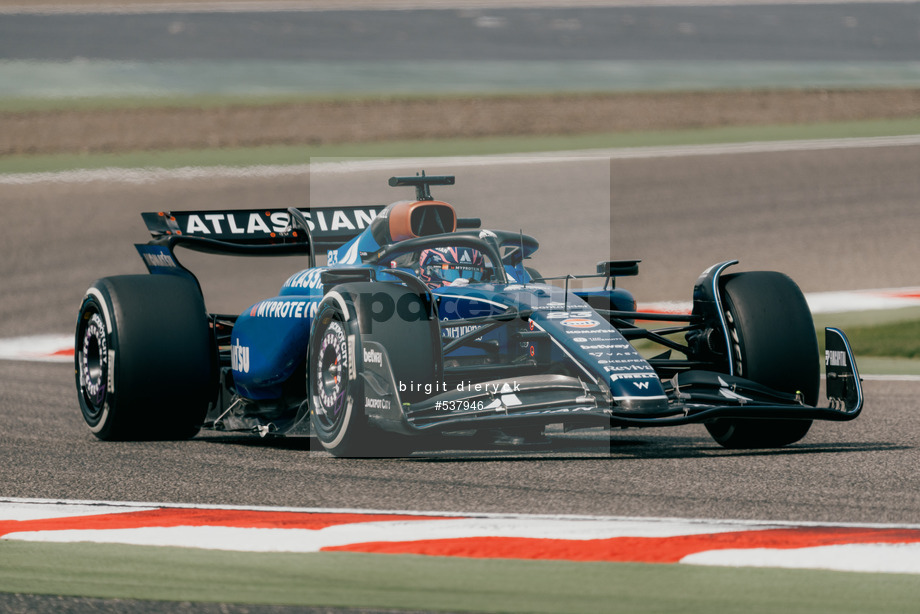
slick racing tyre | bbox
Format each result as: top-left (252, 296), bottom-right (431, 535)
top-left (705, 271), bottom-right (820, 449)
top-left (75, 275), bottom-right (216, 440)
top-left (309, 282), bottom-right (440, 457)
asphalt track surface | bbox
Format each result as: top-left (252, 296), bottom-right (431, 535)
top-left (1, 143), bottom-right (919, 525)
top-left (3, 2), bottom-right (919, 62)
top-left (8, 2), bottom-right (920, 98)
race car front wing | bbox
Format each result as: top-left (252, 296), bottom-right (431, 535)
top-left (362, 327), bottom-right (863, 434)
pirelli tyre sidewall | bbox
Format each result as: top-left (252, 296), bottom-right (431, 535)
top-left (706, 271), bottom-right (820, 449)
top-left (76, 291), bottom-right (115, 434)
top-left (309, 282), bottom-right (440, 457)
top-left (309, 295), bottom-right (364, 452)
top-left (75, 275), bottom-right (215, 441)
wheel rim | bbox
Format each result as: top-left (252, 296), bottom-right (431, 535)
top-left (78, 310), bottom-right (109, 422)
top-left (313, 319), bottom-right (349, 434)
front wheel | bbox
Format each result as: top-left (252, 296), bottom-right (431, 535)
top-left (705, 271), bottom-right (819, 449)
top-left (309, 305), bottom-right (365, 454)
top-left (309, 282), bottom-right (440, 457)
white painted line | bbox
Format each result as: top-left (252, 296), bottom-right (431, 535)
top-left (0, 164), bottom-right (311, 186)
top-left (0, 334), bottom-right (73, 363)
top-left (640, 286), bottom-right (920, 316)
top-left (860, 374), bottom-right (920, 382)
top-left (3, 135), bottom-right (920, 186)
top-left (682, 543), bottom-right (920, 575)
top-left (0, 500), bottom-right (155, 522)
top-left (806, 287), bottom-right (920, 314)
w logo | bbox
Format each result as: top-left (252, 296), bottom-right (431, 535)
top-left (633, 382), bottom-right (650, 390)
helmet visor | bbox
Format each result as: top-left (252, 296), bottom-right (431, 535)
top-left (423, 263), bottom-right (487, 284)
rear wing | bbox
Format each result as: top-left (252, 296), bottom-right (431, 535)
top-left (136, 206), bottom-right (380, 283)
top-left (142, 206), bottom-right (380, 251)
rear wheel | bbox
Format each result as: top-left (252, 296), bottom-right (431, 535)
top-left (705, 271), bottom-right (819, 449)
top-left (75, 275), bottom-right (215, 440)
top-left (309, 282), bottom-right (440, 457)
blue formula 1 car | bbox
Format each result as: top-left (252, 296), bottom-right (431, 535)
top-left (75, 173), bottom-right (863, 456)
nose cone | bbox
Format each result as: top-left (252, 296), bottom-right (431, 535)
top-left (611, 394), bottom-right (674, 416)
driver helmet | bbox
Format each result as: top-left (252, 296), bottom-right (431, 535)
top-left (418, 247), bottom-right (487, 289)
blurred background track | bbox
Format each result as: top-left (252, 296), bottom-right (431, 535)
top-left (1, 1), bottom-right (919, 154)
